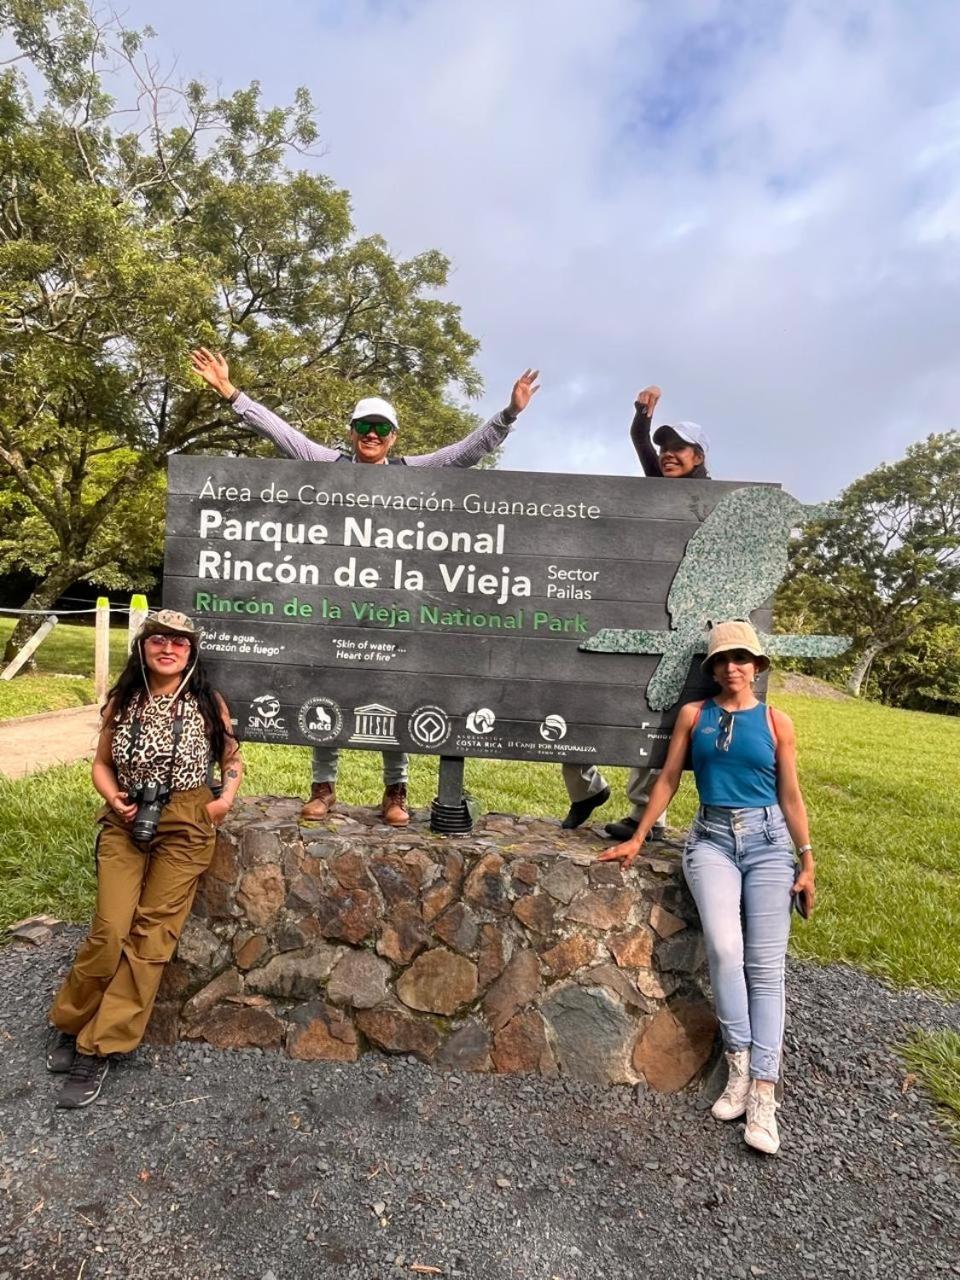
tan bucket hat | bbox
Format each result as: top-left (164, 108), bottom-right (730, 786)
top-left (701, 620), bottom-right (770, 673)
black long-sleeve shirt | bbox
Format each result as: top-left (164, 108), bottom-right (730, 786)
top-left (630, 405), bottom-right (710, 479)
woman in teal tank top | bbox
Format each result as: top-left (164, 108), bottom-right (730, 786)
top-left (598, 621), bottom-right (817, 1157)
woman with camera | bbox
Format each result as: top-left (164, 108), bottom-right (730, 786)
top-left (597, 621), bottom-right (816, 1155)
top-left (46, 610), bottom-right (243, 1108)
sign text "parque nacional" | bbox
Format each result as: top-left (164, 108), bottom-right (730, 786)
top-left (164, 458), bottom-right (771, 767)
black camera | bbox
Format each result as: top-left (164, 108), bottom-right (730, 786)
top-left (126, 781), bottom-right (171, 845)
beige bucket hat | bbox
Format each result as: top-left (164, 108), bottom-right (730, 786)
top-left (137, 609), bottom-right (199, 641)
top-left (701, 620), bottom-right (770, 673)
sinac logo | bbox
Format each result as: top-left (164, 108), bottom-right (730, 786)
top-left (247, 692), bottom-right (288, 738)
top-left (251, 694), bottom-right (281, 722)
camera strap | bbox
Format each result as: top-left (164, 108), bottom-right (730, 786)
top-left (126, 693), bottom-right (188, 791)
top-left (166, 696), bottom-right (187, 793)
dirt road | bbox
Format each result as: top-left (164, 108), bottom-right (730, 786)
top-left (0, 703), bottom-right (100, 780)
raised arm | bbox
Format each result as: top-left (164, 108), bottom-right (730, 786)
top-left (630, 385), bottom-right (662, 476)
top-left (189, 348), bottom-right (340, 463)
top-left (406, 369), bottom-right (540, 469)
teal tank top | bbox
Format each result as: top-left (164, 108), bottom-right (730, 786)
top-left (690, 699), bottom-right (779, 808)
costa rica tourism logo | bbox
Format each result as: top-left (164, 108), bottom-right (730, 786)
top-left (465, 707), bottom-right (496, 735)
top-left (297, 696), bottom-right (343, 744)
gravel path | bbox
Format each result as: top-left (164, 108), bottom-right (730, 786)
top-left (1, 931), bottom-right (957, 1280)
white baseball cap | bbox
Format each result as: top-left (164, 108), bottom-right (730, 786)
top-left (653, 420), bottom-right (709, 453)
top-left (350, 396), bottom-right (399, 431)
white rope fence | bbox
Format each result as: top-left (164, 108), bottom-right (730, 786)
top-left (0, 594), bottom-right (151, 696)
top-left (0, 605), bottom-right (116, 614)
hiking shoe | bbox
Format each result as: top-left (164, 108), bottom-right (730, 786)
top-left (603, 816), bottom-right (665, 842)
top-left (604, 815), bottom-right (639, 841)
top-left (46, 1028), bottom-right (77, 1074)
top-left (300, 782), bottom-right (336, 820)
top-left (382, 784), bottom-right (410, 827)
top-left (561, 786), bottom-right (611, 830)
top-left (57, 1053), bottom-right (110, 1109)
top-left (711, 1049), bottom-right (751, 1121)
top-left (744, 1083), bottom-right (781, 1154)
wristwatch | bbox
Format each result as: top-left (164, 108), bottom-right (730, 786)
top-left (798, 843), bottom-right (813, 855)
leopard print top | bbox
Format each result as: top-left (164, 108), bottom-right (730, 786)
top-left (111, 692), bottom-right (211, 793)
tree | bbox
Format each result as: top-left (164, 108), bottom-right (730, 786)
top-left (780, 432), bottom-right (960, 697)
top-left (0, 4), bottom-right (483, 662)
top-left (870, 610), bottom-right (960, 712)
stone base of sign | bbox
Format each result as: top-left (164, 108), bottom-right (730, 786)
top-left (151, 796), bottom-right (717, 1090)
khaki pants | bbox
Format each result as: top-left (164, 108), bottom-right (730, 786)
top-left (50, 787), bottom-right (216, 1056)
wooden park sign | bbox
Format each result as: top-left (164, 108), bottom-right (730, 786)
top-left (164, 457), bottom-right (842, 769)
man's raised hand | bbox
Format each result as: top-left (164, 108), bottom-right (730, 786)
top-left (509, 369), bottom-right (540, 417)
top-left (635, 385), bottom-right (661, 416)
top-left (190, 348), bottom-right (236, 400)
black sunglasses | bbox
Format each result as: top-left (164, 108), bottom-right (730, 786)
top-left (716, 708), bottom-right (735, 752)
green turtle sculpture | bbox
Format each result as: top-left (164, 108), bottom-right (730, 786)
top-left (580, 486), bottom-right (849, 711)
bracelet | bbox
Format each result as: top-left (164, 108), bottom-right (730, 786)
top-left (798, 843), bottom-right (813, 854)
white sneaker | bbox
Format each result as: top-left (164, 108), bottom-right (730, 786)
top-left (711, 1049), bottom-right (752, 1121)
top-left (744, 1083), bottom-right (781, 1154)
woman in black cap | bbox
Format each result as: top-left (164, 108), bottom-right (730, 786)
top-left (45, 610), bottom-right (243, 1109)
top-left (561, 386), bottom-right (711, 833)
top-left (630, 384), bottom-right (710, 479)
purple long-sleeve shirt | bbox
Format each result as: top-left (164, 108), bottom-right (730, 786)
top-left (230, 392), bottom-right (517, 468)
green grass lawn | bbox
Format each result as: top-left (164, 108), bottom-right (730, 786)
top-left (903, 1030), bottom-right (960, 1136)
top-left (0, 618), bottom-right (129, 719)
top-left (0, 674), bottom-right (96, 720)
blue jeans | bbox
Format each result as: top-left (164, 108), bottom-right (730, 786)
top-left (682, 803), bottom-right (795, 1081)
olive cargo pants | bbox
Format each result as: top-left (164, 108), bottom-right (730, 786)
top-left (50, 787), bottom-right (216, 1056)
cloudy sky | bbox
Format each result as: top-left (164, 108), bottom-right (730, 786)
top-left (119, 0), bottom-right (960, 500)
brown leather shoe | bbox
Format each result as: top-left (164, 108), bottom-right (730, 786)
top-left (381, 783), bottom-right (410, 827)
top-left (300, 782), bottom-right (336, 820)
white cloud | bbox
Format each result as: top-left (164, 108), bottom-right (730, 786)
top-left (120, 0), bottom-right (960, 499)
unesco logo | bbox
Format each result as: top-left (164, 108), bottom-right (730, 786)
top-left (407, 705), bottom-right (453, 749)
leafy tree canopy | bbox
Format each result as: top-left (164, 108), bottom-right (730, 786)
top-left (779, 431), bottom-right (960, 699)
top-left (0, 1), bottom-right (483, 660)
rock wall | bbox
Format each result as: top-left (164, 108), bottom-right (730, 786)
top-left (151, 797), bottom-right (718, 1090)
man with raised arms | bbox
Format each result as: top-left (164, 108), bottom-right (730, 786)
top-left (190, 347), bottom-right (539, 827)
top-left (559, 384), bottom-right (711, 834)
